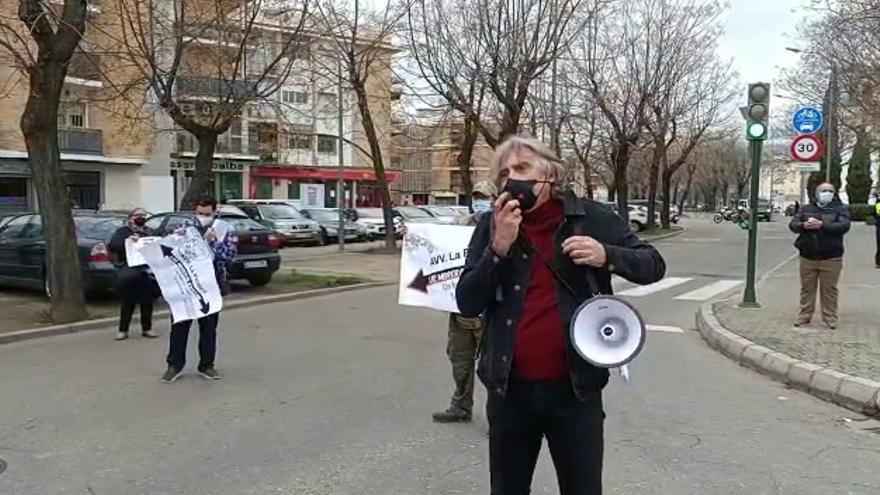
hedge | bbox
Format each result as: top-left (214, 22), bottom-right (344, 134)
top-left (847, 203), bottom-right (875, 223)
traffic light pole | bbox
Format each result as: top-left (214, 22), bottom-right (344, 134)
top-left (741, 138), bottom-right (763, 308)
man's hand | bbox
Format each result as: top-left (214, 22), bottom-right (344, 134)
top-left (804, 218), bottom-right (823, 230)
top-left (491, 192), bottom-right (522, 256)
top-left (204, 229), bottom-right (217, 243)
top-left (562, 236), bottom-right (607, 267)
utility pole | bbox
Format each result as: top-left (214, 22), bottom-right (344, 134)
top-left (336, 57), bottom-right (345, 251)
top-left (825, 63), bottom-right (837, 183)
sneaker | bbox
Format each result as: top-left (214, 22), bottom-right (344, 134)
top-left (161, 366), bottom-right (183, 383)
top-left (793, 319), bottom-right (810, 327)
top-left (432, 407), bottom-right (472, 423)
top-left (115, 331), bottom-right (129, 341)
top-left (198, 366), bottom-right (221, 381)
top-left (142, 329), bottom-right (159, 339)
top-left (825, 321), bottom-right (838, 330)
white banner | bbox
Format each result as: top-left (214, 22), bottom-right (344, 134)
top-left (398, 223), bottom-right (475, 313)
top-left (300, 183), bottom-right (325, 208)
top-left (125, 236), bottom-right (161, 267)
top-left (139, 227), bottom-right (223, 323)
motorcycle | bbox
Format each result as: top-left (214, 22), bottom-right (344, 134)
top-left (713, 208), bottom-right (744, 224)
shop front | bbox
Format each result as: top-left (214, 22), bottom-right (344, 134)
top-left (249, 166), bottom-right (402, 208)
top-left (170, 157), bottom-right (254, 206)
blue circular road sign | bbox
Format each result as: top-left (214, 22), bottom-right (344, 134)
top-left (792, 107), bottom-right (823, 134)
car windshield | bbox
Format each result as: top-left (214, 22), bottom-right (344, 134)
top-left (397, 207), bottom-right (431, 218)
top-left (75, 216), bottom-right (126, 240)
top-left (261, 204), bottom-right (303, 220)
top-left (425, 206), bottom-right (458, 216)
top-left (220, 214), bottom-right (268, 232)
top-left (357, 208), bottom-right (384, 218)
top-left (304, 209), bottom-right (338, 221)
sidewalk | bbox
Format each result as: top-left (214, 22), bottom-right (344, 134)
top-left (704, 223), bottom-right (880, 413)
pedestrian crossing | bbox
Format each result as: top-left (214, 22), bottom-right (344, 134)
top-left (613, 275), bottom-right (742, 302)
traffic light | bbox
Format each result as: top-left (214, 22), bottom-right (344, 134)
top-left (746, 82), bottom-right (770, 140)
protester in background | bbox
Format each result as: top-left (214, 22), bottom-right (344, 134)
top-left (456, 136), bottom-right (665, 494)
top-left (432, 180), bottom-right (497, 423)
top-left (871, 193), bottom-right (880, 268)
top-left (108, 208), bottom-right (160, 341)
top-left (790, 182), bottom-right (851, 329)
top-left (162, 195), bottom-right (236, 383)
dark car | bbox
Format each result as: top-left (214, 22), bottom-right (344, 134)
top-left (299, 208), bottom-right (366, 243)
top-left (227, 200), bottom-right (323, 246)
top-left (144, 212), bottom-right (282, 286)
top-left (0, 212), bottom-right (125, 296)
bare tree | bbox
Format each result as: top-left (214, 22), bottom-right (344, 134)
top-left (111, 0), bottom-right (310, 209)
top-left (0, 0), bottom-right (91, 322)
top-left (313, 0), bottom-right (406, 248)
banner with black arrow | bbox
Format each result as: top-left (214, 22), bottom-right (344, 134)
top-left (139, 227), bottom-right (223, 323)
top-left (398, 224), bottom-right (475, 313)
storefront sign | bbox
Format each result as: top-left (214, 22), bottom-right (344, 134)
top-left (251, 165), bottom-right (401, 182)
top-left (170, 158), bottom-right (246, 172)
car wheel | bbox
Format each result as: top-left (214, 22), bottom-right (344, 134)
top-left (629, 220), bottom-right (642, 232)
top-left (247, 273), bottom-right (273, 287)
top-left (318, 230), bottom-right (328, 246)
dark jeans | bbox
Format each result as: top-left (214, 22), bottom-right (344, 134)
top-left (166, 313), bottom-right (219, 371)
top-left (487, 378), bottom-right (604, 495)
top-left (116, 267), bottom-right (157, 333)
top-left (875, 222), bottom-right (880, 266)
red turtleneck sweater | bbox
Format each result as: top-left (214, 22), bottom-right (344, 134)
top-left (513, 198), bottom-right (568, 381)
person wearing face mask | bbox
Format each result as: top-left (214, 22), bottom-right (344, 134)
top-left (456, 136), bottom-right (665, 494)
top-left (432, 180), bottom-right (497, 423)
top-left (108, 208), bottom-right (160, 341)
top-left (790, 182), bottom-right (851, 329)
top-left (162, 195), bottom-right (236, 383)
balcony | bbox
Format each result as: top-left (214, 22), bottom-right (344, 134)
top-left (176, 131), bottom-right (252, 156)
top-left (66, 52), bottom-right (102, 83)
top-left (58, 128), bottom-right (103, 155)
top-left (175, 76), bottom-right (254, 99)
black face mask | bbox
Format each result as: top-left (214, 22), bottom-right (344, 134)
top-left (503, 179), bottom-right (547, 211)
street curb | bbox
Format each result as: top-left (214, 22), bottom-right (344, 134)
top-left (642, 226), bottom-right (687, 243)
top-left (696, 302), bottom-right (880, 416)
top-left (0, 282), bottom-right (394, 347)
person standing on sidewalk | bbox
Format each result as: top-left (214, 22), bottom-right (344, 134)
top-left (433, 180), bottom-right (497, 423)
top-left (790, 182), bottom-right (851, 329)
top-left (457, 136), bottom-right (665, 494)
top-left (870, 193), bottom-right (880, 268)
top-left (108, 208), bottom-right (160, 341)
top-left (162, 195), bottom-right (236, 383)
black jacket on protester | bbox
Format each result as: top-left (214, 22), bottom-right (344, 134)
top-left (455, 192), bottom-right (666, 400)
top-left (789, 199), bottom-right (851, 260)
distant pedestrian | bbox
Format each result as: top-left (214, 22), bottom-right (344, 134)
top-left (871, 194), bottom-right (880, 268)
top-left (108, 208), bottom-right (160, 341)
top-left (432, 180), bottom-right (497, 424)
top-left (790, 183), bottom-right (851, 329)
top-left (162, 195), bottom-right (236, 383)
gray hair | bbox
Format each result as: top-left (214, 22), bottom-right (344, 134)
top-left (490, 135), bottom-right (569, 197)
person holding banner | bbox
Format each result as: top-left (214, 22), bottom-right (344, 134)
top-left (456, 136), bottom-right (665, 495)
top-left (108, 208), bottom-right (160, 341)
top-left (432, 180), bottom-right (496, 423)
top-left (162, 196), bottom-right (236, 383)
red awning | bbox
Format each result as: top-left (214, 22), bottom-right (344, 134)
top-left (250, 166), bottom-right (401, 182)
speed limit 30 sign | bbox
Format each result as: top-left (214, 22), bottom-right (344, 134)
top-left (790, 134), bottom-right (823, 162)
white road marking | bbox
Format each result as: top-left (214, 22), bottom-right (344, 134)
top-left (674, 280), bottom-right (742, 301)
top-left (617, 277), bottom-right (693, 297)
top-left (646, 324), bottom-right (685, 333)
top-left (676, 238), bottom-right (722, 243)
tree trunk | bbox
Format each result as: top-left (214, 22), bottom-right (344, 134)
top-left (660, 168), bottom-right (673, 229)
top-left (581, 159), bottom-right (593, 200)
top-left (180, 132), bottom-right (219, 210)
top-left (457, 115), bottom-right (479, 208)
top-left (646, 146), bottom-right (663, 230)
top-left (352, 83), bottom-right (396, 249)
top-left (499, 105), bottom-right (523, 141)
top-left (21, 64), bottom-right (87, 323)
top-left (613, 144), bottom-right (631, 222)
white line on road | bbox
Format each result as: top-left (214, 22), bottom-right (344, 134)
top-left (617, 277), bottom-right (693, 297)
top-left (674, 280), bottom-right (742, 301)
top-left (646, 324), bottom-right (685, 333)
top-left (675, 238), bottom-right (722, 243)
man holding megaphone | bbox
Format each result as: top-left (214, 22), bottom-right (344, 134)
top-left (456, 136), bottom-right (665, 494)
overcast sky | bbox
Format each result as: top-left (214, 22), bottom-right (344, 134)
top-left (716, 0), bottom-right (806, 103)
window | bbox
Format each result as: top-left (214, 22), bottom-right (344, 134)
top-left (219, 119), bottom-right (243, 154)
top-left (58, 102), bottom-right (86, 128)
top-left (0, 215), bottom-right (32, 239)
top-left (281, 90), bottom-right (308, 104)
top-left (285, 132), bottom-right (311, 150)
top-left (317, 135), bottom-right (337, 154)
top-left (318, 92), bottom-right (337, 112)
top-left (239, 206), bottom-right (261, 220)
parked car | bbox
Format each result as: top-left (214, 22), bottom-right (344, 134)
top-left (448, 206), bottom-right (471, 216)
top-left (227, 200), bottom-right (323, 246)
top-left (352, 207), bottom-right (390, 240)
top-left (418, 205), bottom-right (460, 224)
top-left (393, 206), bottom-right (444, 225)
top-left (604, 203), bottom-right (657, 232)
top-left (628, 200), bottom-right (680, 224)
top-left (299, 208), bottom-right (365, 243)
top-left (0, 212), bottom-right (125, 296)
top-left (144, 211), bottom-right (282, 286)
top-left (736, 199), bottom-right (773, 222)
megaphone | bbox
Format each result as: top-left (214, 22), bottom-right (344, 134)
top-left (569, 295), bottom-right (646, 368)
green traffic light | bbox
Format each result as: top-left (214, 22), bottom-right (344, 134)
top-left (747, 122), bottom-right (766, 140)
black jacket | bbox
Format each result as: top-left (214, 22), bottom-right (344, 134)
top-left (789, 200), bottom-right (850, 260)
top-left (455, 193), bottom-right (666, 400)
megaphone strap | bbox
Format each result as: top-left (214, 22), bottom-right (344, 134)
top-left (518, 235), bottom-right (598, 298)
